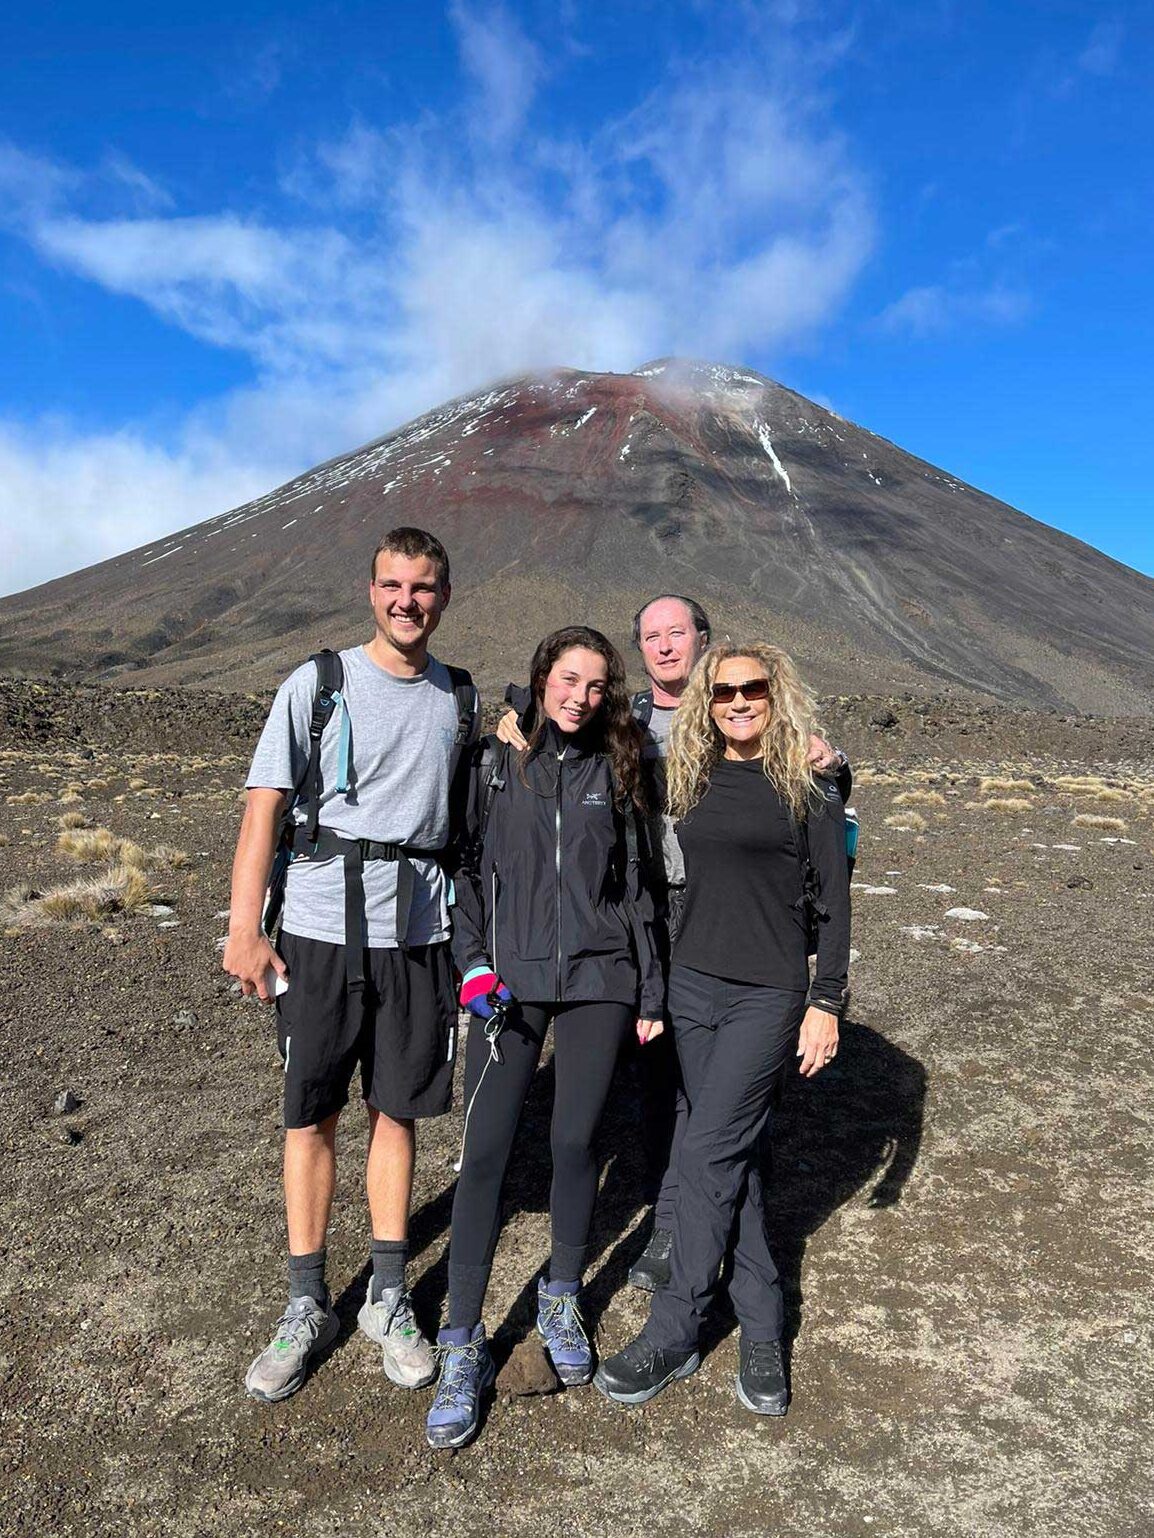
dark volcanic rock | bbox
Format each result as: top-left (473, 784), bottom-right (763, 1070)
top-left (2, 359), bottom-right (1153, 713)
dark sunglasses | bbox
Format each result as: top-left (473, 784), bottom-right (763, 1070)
top-left (710, 677), bottom-right (770, 704)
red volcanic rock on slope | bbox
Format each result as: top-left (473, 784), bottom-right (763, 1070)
top-left (2, 359), bottom-right (1152, 712)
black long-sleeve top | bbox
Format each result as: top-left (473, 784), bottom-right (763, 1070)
top-left (450, 722), bottom-right (664, 1016)
top-left (672, 761), bottom-right (851, 1014)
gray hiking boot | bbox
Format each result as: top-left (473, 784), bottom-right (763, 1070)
top-left (245, 1293), bottom-right (339, 1402)
top-left (357, 1285), bottom-right (437, 1388)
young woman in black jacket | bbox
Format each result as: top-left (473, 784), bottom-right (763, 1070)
top-left (425, 626), bottom-right (664, 1449)
top-left (594, 641), bottom-right (851, 1417)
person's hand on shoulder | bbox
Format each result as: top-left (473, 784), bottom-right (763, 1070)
top-left (807, 733), bottom-right (845, 774)
top-left (495, 709), bottom-right (528, 751)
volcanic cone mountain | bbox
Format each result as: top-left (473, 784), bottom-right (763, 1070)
top-left (3, 359), bottom-right (1152, 712)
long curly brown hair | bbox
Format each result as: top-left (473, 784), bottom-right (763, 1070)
top-left (667, 641), bottom-right (819, 822)
top-left (520, 626), bottom-right (645, 810)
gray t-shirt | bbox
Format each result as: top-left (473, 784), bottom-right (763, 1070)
top-left (246, 646), bottom-right (475, 947)
top-left (641, 702), bottom-right (685, 888)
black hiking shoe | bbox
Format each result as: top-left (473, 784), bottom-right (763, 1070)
top-left (735, 1336), bottom-right (788, 1416)
top-left (628, 1226), bottom-right (672, 1292)
top-left (593, 1333), bottom-right (699, 1406)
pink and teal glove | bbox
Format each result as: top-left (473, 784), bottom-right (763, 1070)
top-left (459, 966), bottom-right (512, 1021)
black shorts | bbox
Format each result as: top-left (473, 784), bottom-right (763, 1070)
top-left (275, 932), bottom-right (458, 1128)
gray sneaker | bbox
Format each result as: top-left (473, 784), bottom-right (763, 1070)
top-left (245, 1294), bottom-right (339, 1403)
top-left (357, 1285), bottom-right (437, 1388)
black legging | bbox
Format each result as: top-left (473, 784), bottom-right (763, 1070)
top-left (447, 999), bottom-right (633, 1329)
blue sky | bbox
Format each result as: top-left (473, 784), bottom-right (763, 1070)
top-left (1, 0), bottom-right (1151, 595)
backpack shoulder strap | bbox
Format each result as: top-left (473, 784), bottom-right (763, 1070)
top-left (476, 736), bottom-right (509, 852)
top-left (631, 689), bottom-right (654, 731)
top-left (301, 649), bottom-right (345, 843)
top-left (446, 665), bottom-right (478, 758)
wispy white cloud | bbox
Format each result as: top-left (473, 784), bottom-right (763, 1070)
top-left (1077, 18), bottom-right (1123, 77)
top-left (0, 8), bottom-right (876, 596)
top-left (875, 281), bottom-right (1030, 339)
top-left (450, 2), bottom-right (545, 145)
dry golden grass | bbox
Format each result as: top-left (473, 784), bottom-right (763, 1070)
top-left (128, 777), bottom-right (150, 792)
top-left (59, 831), bottom-right (190, 871)
top-left (1093, 788), bottom-right (1127, 804)
top-left (143, 844), bottom-right (191, 870)
top-left (884, 811), bottom-right (928, 831)
top-left (852, 769), bottom-right (901, 786)
top-left (893, 789), bottom-right (946, 807)
top-left (85, 778), bottom-right (110, 792)
top-left (1072, 813), bottom-right (1126, 831)
top-left (56, 827), bottom-right (124, 861)
top-left (6, 791), bottom-right (53, 805)
top-left (56, 811), bottom-right (92, 831)
top-left (1053, 775), bottom-right (1108, 794)
top-left (0, 833), bottom-right (9, 848)
top-left (58, 789), bottom-right (84, 805)
top-left (982, 798), bottom-right (1034, 814)
top-left (3, 864), bottom-right (156, 927)
top-left (979, 776), bottom-right (1033, 795)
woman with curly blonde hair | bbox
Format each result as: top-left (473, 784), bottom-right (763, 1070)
top-left (596, 641), bottom-right (851, 1417)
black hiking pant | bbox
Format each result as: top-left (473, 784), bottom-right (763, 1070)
top-left (645, 965), bottom-right (806, 1350)
top-left (448, 999), bottom-right (633, 1329)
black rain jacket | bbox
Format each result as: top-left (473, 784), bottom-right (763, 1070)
top-left (450, 720), bottom-right (664, 1016)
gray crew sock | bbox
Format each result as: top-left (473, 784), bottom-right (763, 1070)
top-left (370, 1238), bottom-right (408, 1302)
top-left (288, 1248), bottom-right (328, 1305)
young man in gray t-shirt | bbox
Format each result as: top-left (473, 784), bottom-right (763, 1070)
top-left (224, 526), bottom-right (478, 1404)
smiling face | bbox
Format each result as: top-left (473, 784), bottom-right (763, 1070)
top-left (541, 646), bottom-right (609, 733)
top-left (637, 598), bottom-right (705, 699)
top-left (710, 655), bottom-right (771, 758)
top-left (368, 550), bottom-right (448, 661)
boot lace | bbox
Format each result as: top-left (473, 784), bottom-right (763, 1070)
top-left (431, 1340), bottom-right (483, 1411)
top-left (539, 1293), bottom-right (589, 1354)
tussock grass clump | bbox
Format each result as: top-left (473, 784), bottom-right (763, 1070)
top-left (6, 791), bottom-right (52, 806)
top-left (56, 827), bottom-right (123, 862)
top-left (885, 811), bottom-right (927, 831)
top-left (980, 776), bottom-right (1032, 795)
top-left (56, 812), bottom-right (92, 831)
top-left (142, 844), bottom-right (191, 870)
top-left (893, 789), bottom-right (946, 807)
top-left (853, 769), bottom-right (901, 786)
top-left (1094, 788), bottom-right (1127, 804)
top-left (4, 864), bottom-right (156, 927)
top-left (1072, 813), bottom-right (1126, 831)
top-left (1053, 775), bottom-right (1108, 794)
top-left (58, 789), bottom-right (84, 805)
top-left (0, 833), bottom-right (9, 848)
top-left (85, 778), bottom-right (110, 793)
top-left (59, 830), bottom-right (190, 871)
top-left (981, 798), bottom-right (1034, 814)
top-left (127, 777), bottom-right (152, 792)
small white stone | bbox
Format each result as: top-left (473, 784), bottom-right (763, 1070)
top-left (945, 907), bottom-right (989, 921)
top-left (853, 885), bottom-right (899, 896)
top-left (919, 883), bottom-right (956, 893)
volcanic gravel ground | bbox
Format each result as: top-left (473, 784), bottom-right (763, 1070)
top-left (1, 688), bottom-right (1152, 1537)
